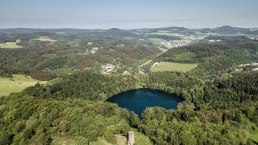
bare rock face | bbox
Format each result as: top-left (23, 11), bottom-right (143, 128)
top-left (128, 131), bottom-right (135, 145)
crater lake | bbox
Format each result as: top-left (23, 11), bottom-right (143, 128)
top-left (107, 88), bottom-right (183, 117)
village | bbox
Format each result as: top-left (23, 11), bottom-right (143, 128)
top-left (101, 63), bottom-right (146, 76)
top-left (240, 62), bottom-right (258, 71)
top-left (159, 35), bottom-right (206, 48)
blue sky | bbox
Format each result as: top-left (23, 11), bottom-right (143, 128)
top-left (0, 0), bottom-right (258, 29)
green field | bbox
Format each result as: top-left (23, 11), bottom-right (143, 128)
top-left (0, 74), bottom-right (45, 96)
top-left (151, 62), bottom-right (198, 72)
top-left (35, 36), bottom-right (57, 42)
top-left (148, 38), bottom-right (168, 43)
top-left (0, 40), bottom-right (22, 48)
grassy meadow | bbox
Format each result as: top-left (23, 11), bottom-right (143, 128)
top-left (35, 36), bottom-right (57, 42)
top-left (151, 62), bottom-right (198, 72)
top-left (0, 40), bottom-right (22, 48)
top-left (0, 74), bottom-right (45, 97)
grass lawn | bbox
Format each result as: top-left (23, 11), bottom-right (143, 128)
top-left (0, 74), bottom-right (45, 97)
top-left (0, 40), bottom-right (22, 49)
top-left (35, 36), bottom-right (57, 42)
top-left (151, 62), bottom-right (198, 73)
top-left (148, 38), bottom-right (168, 43)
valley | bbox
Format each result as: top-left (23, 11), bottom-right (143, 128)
top-left (0, 26), bottom-right (257, 145)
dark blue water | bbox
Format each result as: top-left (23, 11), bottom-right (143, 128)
top-left (107, 88), bottom-right (182, 117)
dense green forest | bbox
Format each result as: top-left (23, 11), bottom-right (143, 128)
top-left (1, 71), bottom-right (257, 145)
top-left (140, 72), bottom-right (258, 145)
top-left (24, 72), bottom-right (136, 100)
top-left (0, 95), bottom-right (135, 144)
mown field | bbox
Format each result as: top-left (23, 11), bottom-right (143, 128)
top-left (0, 40), bottom-right (22, 48)
top-left (0, 74), bottom-right (44, 96)
top-left (151, 62), bottom-right (198, 72)
top-left (35, 36), bottom-right (57, 42)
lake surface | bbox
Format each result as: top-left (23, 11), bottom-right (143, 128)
top-left (107, 88), bottom-right (182, 117)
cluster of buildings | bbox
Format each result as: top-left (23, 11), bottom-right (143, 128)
top-left (123, 71), bottom-right (131, 76)
top-left (101, 64), bottom-right (116, 74)
top-left (240, 62), bottom-right (258, 71)
top-left (253, 68), bottom-right (258, 71)
top-left (81, 47), bottom-right (103, 55)
top-left (208, 39), bottom-right (222, 43)
top-left (87, 42), bottom-right (93, 45)
top-left (90, 47), bottom-right (101, 54)
top-left (159, 35), bottom-right (205, 48)
top-left (240, 62), bottom-right (258, 67)
top-left (160, 41), bottom-right (187, 48)
top-left (101, 63), bottom-right (147, 75)
top-left (183, 35), bottom-right (203, 40)
top-left (248, 36), bottom-right (258, 41)
top-left (153, 62), bottom-right (160, 67)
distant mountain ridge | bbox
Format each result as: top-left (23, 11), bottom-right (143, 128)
top-left (198, 25), bottom-right (256, 35)
top-left (0, 26), bottom-right (257, 36)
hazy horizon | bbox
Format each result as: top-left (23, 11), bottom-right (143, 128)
top-left (0, 25), bottom-right (258, 30)
top-left (1, 0), bottom-right (258, 29)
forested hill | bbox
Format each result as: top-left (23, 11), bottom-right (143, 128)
top-left (1, 71), bottom-right (257, 144)
top-left (0, 34), bottom-right (160, 79)
top-left (24, 72), bottom-right (136, 101)
top-left (156, 39), bottom-right (258, 77)
top-left (158, 42), bottom-right (258, 63)
top-left (140, 72), bottom-right (258, 145)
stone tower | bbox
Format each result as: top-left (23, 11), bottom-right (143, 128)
top-left (128, 131), bottom-right (135, 145)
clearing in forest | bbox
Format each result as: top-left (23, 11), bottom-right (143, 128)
top-left (35, 36), bottom-right (57, 42)
top-left (151, 62), bottom-right (198, 72)
top-left (0, 74), bottom-right (45, 97)
top-left (0, 40), bottom-right (22, 48)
